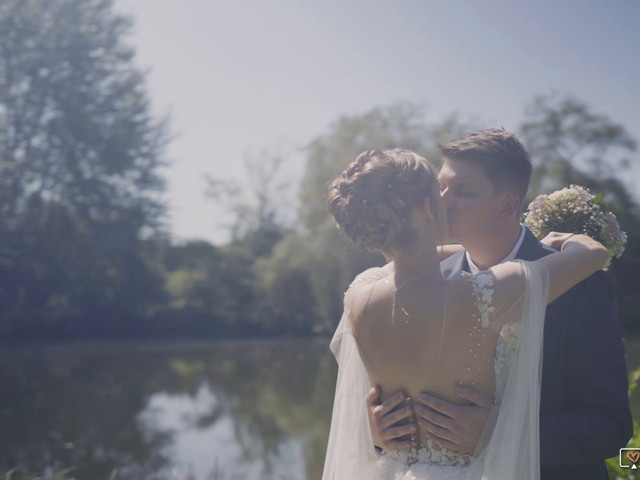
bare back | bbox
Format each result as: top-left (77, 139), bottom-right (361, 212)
top-left (347, 262), bottom-right (528, 447)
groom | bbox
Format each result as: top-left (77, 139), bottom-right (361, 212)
top-left (367, 129), bottom-right (633, 479)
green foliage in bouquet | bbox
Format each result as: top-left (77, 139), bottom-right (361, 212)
top-left (523, 185), bottom-right (627, 269)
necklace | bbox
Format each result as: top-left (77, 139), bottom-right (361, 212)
top-left (391, 271), bottom-right (437, 321)
top-left (390, 271), bottom-right (448, 393)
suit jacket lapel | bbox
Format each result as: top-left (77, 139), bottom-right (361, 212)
top-left (441, 251), bottom-right (469, 280)
top-left (516, 227), bottom-right (554, 261)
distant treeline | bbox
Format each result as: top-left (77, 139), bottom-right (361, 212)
top-left (1, 0), bottom-right (638, 340)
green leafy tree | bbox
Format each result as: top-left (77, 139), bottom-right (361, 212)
top-left (0, 0), bottom-right (169, 330)
top-left (157, 241), bottom-right (256, 336)
top-left (520, 94), bottom-right (638, 224)
top-left (205, 145), bottom-right (316, 335)
top-left (206, 144), bottom-right (293, 257)
top-left (519, 94), bottom-right (640, 329)
top-left (300, 103), bottom-right (436, 232)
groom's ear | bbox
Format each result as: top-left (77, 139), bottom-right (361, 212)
top-left (497, 193), bottom-right (521, 219)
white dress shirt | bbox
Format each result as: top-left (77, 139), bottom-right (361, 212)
top-left (466, 225), bottom-right (526, 275)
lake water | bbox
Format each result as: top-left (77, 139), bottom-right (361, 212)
top-left (2, 337), bottom-right (639, 480)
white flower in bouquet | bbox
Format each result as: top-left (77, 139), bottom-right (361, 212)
top-left (523, 185), bottom-right (627, 269)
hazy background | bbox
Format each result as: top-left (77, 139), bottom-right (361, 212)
top-left (114, 0), bottom-right (640, 245)
top-left (2, 2), bottom-right (640, 478)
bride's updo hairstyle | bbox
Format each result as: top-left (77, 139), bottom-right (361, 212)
top-left (327, 149), bottom-right (439, 252)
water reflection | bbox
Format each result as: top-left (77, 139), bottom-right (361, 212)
top-left (139, 386), bottom-right (306, 479)
top-left (4, 337), bottom-right (639, 479)
top-left (0, 339), bottom-right (336, 479)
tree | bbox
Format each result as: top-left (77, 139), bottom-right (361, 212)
top-left (299, 103), bottom-right (436, 232)
top-left (520, 94), bottom-right (638, 225)
top-left (258, 104), bottom-right (480, 330)
top-left (0, 0), bottom-right (169, 329)
top-left (520, 94), bottom-right (640, 329)
top-left (158, 241), bottom-right (256, 335)
top-left (206, 143), bottom-right (293, 257)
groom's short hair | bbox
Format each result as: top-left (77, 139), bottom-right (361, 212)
top-left (438, 128), bottom-right (532, 205)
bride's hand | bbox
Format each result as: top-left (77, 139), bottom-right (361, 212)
top-left (541, 232), bottom-right (575, 251)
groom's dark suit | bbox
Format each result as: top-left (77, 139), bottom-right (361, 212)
top-left (441, 227), bottom-right (633, 480)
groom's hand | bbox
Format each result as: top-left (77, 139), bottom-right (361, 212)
top-left (366, 385), bottom-right (416, 451)
top-left (414, 386), bottom-right (493, 453)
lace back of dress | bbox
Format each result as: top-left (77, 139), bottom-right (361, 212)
top-left (380, 271), bottom-right (501, 469)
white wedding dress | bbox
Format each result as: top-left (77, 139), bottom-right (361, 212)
top-left (322, 260), bottom-right (549, 480)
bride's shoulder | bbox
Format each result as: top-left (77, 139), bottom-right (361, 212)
top-left (344, 266), bottom-right (390, 314)
top-left (348, 266), bottom-right (390, 288)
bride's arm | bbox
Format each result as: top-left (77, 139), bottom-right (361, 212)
top-left (489, 232), bottom-right (608, 313)
top-left (537, 233), bottom-right (609, 303)
top-left (482, 233), bottom-right (607, 331)
top-left (380, 245), bottom-right (463, 270)
top-left (437, 244), bottom-right (464, 260)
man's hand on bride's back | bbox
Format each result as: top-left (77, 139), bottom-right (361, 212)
top-left (366, 385), bottom-right (416, 451)
top-left (413, 386), bottom-right (494, 453)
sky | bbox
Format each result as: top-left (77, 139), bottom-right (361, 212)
top-left (114, 0), bottom-right (640, 245)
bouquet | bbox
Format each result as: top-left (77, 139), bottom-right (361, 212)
top-left (523, 185), bottom-right (627, 269)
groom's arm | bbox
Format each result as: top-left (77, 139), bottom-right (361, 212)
top-left (539, 271), bottom-right (632, 465)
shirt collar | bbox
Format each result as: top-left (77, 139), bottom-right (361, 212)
top-left (466, 225), bottom-right (526, 275)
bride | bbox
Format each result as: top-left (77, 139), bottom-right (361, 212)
top-left (321, 149), bottom-right (609, 480)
